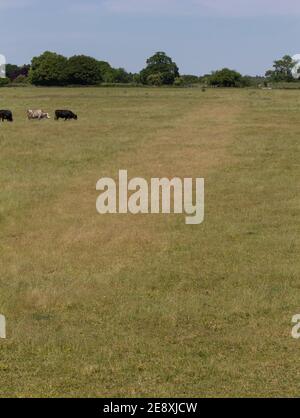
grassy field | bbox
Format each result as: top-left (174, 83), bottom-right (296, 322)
top-left (0, 86), bottom-right (300, 397)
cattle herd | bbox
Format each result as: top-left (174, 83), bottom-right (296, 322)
top-left (0, 109), bottom-right (78, 122)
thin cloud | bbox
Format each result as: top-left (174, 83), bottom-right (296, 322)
top-left (2, 0), bottom-right (300, 16)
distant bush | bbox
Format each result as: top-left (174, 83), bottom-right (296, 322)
top-left (245, 76), bottom-right (268, 88)
top-left (180, 75), bottom-right (200, 85)
top-left (65, 55), bottom-right (103, 85)
top-left (6, 64), bottom-right (30, 81)
top-left (103, 67), bottom-right (133, 84)
top-left (265, 55), bottom-right (295, 82)
top-left (239, 76), bottom-right (253, 87)
top-left (13, 74), bottom-right (29, 84)
top-left (29, 51), bottom-right (68, 86)
top-left (146, 73), bottom-right (163, 86)
top-left (140, 52), bottom-right (179, 85)
top-left (9, 50), bottom-right (300, 89)
top-left (208, 68), bottom-right (242, 87)
top-left (0, 78), bottom-right (10, 87)
top-left (174, 76), bottom-right (185, 86)
top-left (28, 51), bottom-right (134, 86)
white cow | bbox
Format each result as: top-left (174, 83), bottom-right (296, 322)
top-left (27, 109), bottom-right (50, 120)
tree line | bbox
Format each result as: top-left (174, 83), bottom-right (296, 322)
top-left (0, 51), bottom-right (299, 87)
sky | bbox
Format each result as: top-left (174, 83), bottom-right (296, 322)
top-left (0, 0), bottom-right (300, 75)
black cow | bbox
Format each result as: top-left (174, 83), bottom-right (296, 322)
top-left (55, 110), bottom-right (78, 121)
top-left (0, 110), bottom-right (13, 122)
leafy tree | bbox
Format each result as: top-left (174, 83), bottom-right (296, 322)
top-left (174, 76), bottom-right (185, 86)
top-left (29, 51), bottom-right (134, 85)
top-left (239, 75), bottom-right (267, 88)
top-left (147, 73), bottom-right (163, 86)
top-left (111, 68), bottom-right (133, 83)
top-left (98, 61), bottom-right (111, 72)
top-left (97, 61), bottom-right (114, 82)
top-left (208, 68), bottom-right (242, 87)
top-left (29, 51), bottom-right (68, 86)
top-left (265, 55), bottom-right (295, 82)
top-left (132, 73), bottom-right (142, 84)
top-left (5, 64), bottom-right (19, 80)
top-left (180, 75), bottom-right (200, 85)
top-left (66, 55), bottom-right (102, 85)
top-left (18, 65), bottom-right (30, 80)
top-left (140, 51), bottom-right (179, 85)
top-left (102, 67), bottom-right (132, 83)
top-left (199, 74), bottom-right (211, 85)
top-left (6, 64), bottom-right (30, 81)
top-left (240, 75), bottom-right (253, 87)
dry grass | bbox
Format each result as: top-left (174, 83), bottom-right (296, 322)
top-left (0, 87), bottom-right (300, 397)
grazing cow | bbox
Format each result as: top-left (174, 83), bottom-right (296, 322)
top-left (0, 110), bottom-right (13, 122)
top-left (27, 109), bottom-right (50, 120)
top-left (55, 110), bottom-right (78, 121)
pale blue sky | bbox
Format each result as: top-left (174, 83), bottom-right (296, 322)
top-left (0, 0), bottom-right (300, 75)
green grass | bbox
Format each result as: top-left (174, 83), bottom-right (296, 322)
top-left (0, 87), bottom-right (300, 397)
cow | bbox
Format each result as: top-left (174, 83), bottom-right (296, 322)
top-left (27, 109), bottom-right (50, 120)
top-left (55, 110), bottom-right (78, 121)
top-left (0, 110), bottom-right (13, 122)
